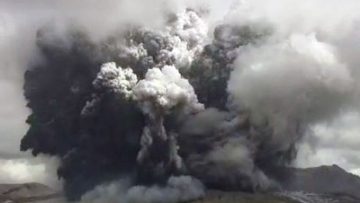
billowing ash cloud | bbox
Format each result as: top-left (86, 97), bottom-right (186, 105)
top-left (228, 34), bottom-right (353, 156)
top-left (11, 0), bottom-right (360, 202)
top-left (80, 176), bottom-right (204, 203)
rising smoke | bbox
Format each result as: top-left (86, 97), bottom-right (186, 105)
top-left (6, 0), bottom-right (360, 202)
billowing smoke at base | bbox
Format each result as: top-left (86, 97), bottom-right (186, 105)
top-left (80, 175), bottom-right (205, 203)
top-left (19, 2), bottom-right (360, 202)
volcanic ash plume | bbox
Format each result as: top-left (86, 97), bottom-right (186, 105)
top-left (20, 5), bottom-right (360, 203)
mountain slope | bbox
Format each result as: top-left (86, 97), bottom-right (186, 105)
top-left (0, 183), bottom-right (61, 202)
top-left (271, 165), bottom-right (360, 199)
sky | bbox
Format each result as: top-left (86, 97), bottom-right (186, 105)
top-left (0, 0), bottom-right (360, 187)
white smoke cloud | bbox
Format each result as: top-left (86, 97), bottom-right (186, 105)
top-left (226, 0), bottom-right (360, 175)
top-left (126, 176), bottom-right (204, 203)
top-left (0, 156), bottom-right (61, 189)
top-left (79, 177), bottom-right (132, 203)
top-left (94, 62), bottom-right (138, 98)
top-left (133, 65), bottom-right (204, 113)
top-left (80, 176), bottom-right (204, 203)
top-left (228, 33), bottom-right (353, 150)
